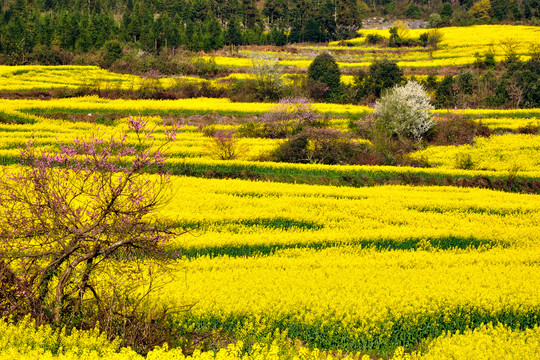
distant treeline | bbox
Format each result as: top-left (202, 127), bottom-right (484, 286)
top-left (0, 0), bottom-right (539, 64)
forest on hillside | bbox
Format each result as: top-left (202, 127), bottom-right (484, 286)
top-left (1, 0), bottom-right (539, 65)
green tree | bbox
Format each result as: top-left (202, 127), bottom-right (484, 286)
top-left (366, 59), bottom-right (404, 98)
top-left (102, 39), bottom-right (123, 66)
top-left (304, 18), bottom-right (322, 43)
top-left (203, 15), bottom-right (224, 52)
top-left (469, 0), bottom-right (492, 20)
top-left (308, 52), bottom-right (342, 100)
top-left (440, 3), bottom-right (453, 20)
top-left (242, 0), bottom-right (260, 28)
top-left (406, 4), bottom-right (422, 19)
top-left (225, 18), bottom-right (243, 54)
top-left (336, 0), bottom-right (362, 26)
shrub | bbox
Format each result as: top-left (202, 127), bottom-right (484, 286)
top-left (434, 75), bottom-right (457, 108)
top-left (427, 13), bottom-right (443, 28)
top-left (430, 113), bottom-right (491, 146)
top-left (440, 3), bottom-right (454, 20)
top-left (349, 117), bottom-right (376, 139)
top-left (455, 152), bottom-right (475, 170)
top-left (426, 29), bottom-right (444, 49)
top-left (406, 4), bottom-right (422, 19)
top-left (469, 0), bottom-right (492, 20)
top-left (273, 128), bottom-right (377, 165)
top-left (388, 21), bottom-right (416, 47)
top-left (241, 97), bottom-right (322, 138)
top-left (102, 40), bottom-right (123, 67)
top-left (249, 55), bottom-right (284, 101)
top-left (365, 34), bottom-right (385, 45)
top-left (456, 69), bottom-right (475, 95)
top-left (373, 81), bottom-right (434, 142)
top-left (307, 53), bottom-right (341, 100)
top-left (206, 130), bottom-right (247, 160)
top-left (368, 59), bottom-right (403, 97)
top-left (334, 25), bottom-right (362, 41)
top-left (354, 59), bottom-right (404, 100)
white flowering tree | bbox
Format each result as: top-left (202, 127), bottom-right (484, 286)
top-left (373, 81), bottom-right (434, 142)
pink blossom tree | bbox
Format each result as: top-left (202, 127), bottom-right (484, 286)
top-left (0, 117), bottom-right (180, 326)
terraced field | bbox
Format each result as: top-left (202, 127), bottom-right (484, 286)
top-left (1, 25), bottom-right (539, 359)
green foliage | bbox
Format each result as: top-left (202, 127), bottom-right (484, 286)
top-left (456, 70), bottom-right (475, 95)
top-left (307, 53), bottom-right (341, 100)
top-left (225, 18), bottom-right (243, 53)
top-left (203, 16), bottom-right (225, 52)
top-left (405, 4), bottom-right (422, 19)
top-left (440, 3), bottom-right (454, 20)
top-left (469, 0), bottom-right (492, 20)
top-left (304, 18), bottom-right (323, 43)
top-left (249, 55), bottom-right (285, 101)
top-left (427, 13), bottom-right (443, 28)
top-left (273, 128), bottom-right (375, 165)
top-left (102, 39), bottom-right (123, 66)
top-left (365, 33), bottom-right (385, 44)
top-left (434, 75), bottom-right (456, 108)
top-left (354, 59), bottom-right (404, 99)
top-left (494, 58), bottom-right (540, 107)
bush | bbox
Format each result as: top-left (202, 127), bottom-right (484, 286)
top-left (365, 34), bottom-right (385, 45)
top-left (239, 97), bottom-right (322, 138)
top-left (455, 152), bottom-right (475, 170)
top-left (427, 13), bottom-right (443, 28)
top-left (373, 81), bottom-right (434, 142)
top-left (307, 53), bottom-right (341, 100)
top-left (249, 55), bottom-right (284, 101)
top-left (273, 128), bottom-right (377, 165)
top-left (406, 4), bottom-right (422, 19)
top-left (354, 59), bottom-right (404, 99)
top-left (334, 25), bottom-right (362, 41)
top-left (456, 70), bottom-right (475, 95)
top-left (349, 117), bottom-right (376, 139)
top-left (206, 130), bottom-right (247, 160)
top-left (430, 113), bottom-right (491, 146)
top-left (434, 75), bottom-right (456, 108)
top-left (102, 40), bottom-right (123, 67)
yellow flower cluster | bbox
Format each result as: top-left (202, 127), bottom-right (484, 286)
top-left (1, 96), bottom-right (539, 357)
top-left (140, 176), bottom-right (540, 352)
top-left (0, 97), bottom-right (372, 118)
top-left (0, 65), bottom-right (194, 91)
top-left (165, 243), bottom-right (540, 352)
top-left (0, 111), bottom-right (538, 180)
top-left (244, 25), bottom-right (540, 69)
top-left (410, 134), bottom-right (540, 172)
top-left (473, 117), bottom-right (539, 130)
top-left (160, 176), bottom-right (540, 252)
top-left (0, 318), bottom-right (365, 360)
top-left (410, 323), bottom-right (540, 360)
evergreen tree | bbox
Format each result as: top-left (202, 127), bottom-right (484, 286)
top-left (304, 17), bottom-right (322, 43)
top-left (308, 52), bottom-right (341, 99)
top-left (288, 21), bottom-right (303, 43)
top-left (203, 15), bottom-right (224, 52)
top-left (336, 0), bottom-right (362, 26)
top-left (225, 18), bottom-right (242, 53)
top-left (242, 0), bottom-right (260, 28)
top-left (75, 15), bottom-right (92, 52)
top-left (318, 0), bottom-right (337, 41)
